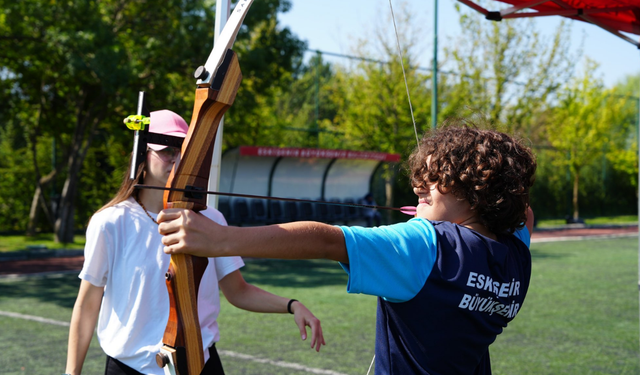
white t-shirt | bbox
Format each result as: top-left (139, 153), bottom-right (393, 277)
top-left (80, 197), bottom-right (243, 374)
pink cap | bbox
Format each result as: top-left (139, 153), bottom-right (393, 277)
top-left (148, 110), bottom-right (189, 151)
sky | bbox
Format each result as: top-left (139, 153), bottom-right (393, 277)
top-left (277, 0), bottom-right (640, 88)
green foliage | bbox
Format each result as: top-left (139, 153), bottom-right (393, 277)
top-left (615, 73), bottom-right (640, 97)
top-left (1, 0), bottom-right (639, 231)
top-left (0, 122), bottom-right (34, 231)
top-left (1, 0), bottom-right (217, 233)
top-left (328, 5), bottom-right (431, 156)
top-left (546, 60), bottom-right (635, 219)
top-left (607, 142), bottom-right (638, 191)
top-left (532, 148), bottom-right (638, 220)
top-left (331, 60), bottom-right (430, 155)
top-left (608, 72), bottom-right (639, 194)
top-left (445, 11), bottom-right (576, 138)
top-left (529, 148), bottom-right (569, 218)
top-left (268, 53), bottom-right (342, 148)
top-left (222, 3), bottom-right (307, 147)
top-left (0, 0), bottom-right (306, 235)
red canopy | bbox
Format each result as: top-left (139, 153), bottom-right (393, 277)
top-left (458, 0), bottom-right (640, 47)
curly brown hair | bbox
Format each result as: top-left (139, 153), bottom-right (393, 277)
top-left (407, 121), bottom-right (536, 234)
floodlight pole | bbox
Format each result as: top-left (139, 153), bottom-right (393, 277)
top-left (208, 0), bottom-right (231, 208)
top-left (432, 0), bottom-right (439, 129)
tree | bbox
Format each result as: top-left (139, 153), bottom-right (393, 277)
top-left (327, 2), bottom-right (430, 155)
top-left (256, 52), bottom-right (341, 149)
top-left (222, 3), bottom-right (307, 147)
top-left (1, 0), bottom-right (216, 241)
top-left (608, 73), bottom-right (640, 196)
top-left (321, 2), bottom-right (433, 219)
top-left (0, 0), bottom-right (304, 241)
top-left (546, 60), bottom-right (632, 221)
top-left (444, 7), bottom-right (578, 139)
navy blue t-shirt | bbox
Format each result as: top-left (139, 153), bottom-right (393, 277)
top-left (339, 219), bottom-right (531, 374)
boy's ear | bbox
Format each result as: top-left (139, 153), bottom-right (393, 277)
top-left (436, 183), bottom-right (452, 195)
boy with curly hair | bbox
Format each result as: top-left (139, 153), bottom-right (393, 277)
top-left (158, 123), bottom-right (537, 374)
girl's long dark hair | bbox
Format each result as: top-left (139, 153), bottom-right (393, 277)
top-left (96, 154), bottom-right (146, 214)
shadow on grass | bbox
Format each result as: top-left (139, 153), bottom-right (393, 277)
top-left (529, 247), bottom-right (571, 259)
top-left (0, 260), bottom-right (345, 310)
top-left (240, 258), bottom-right (348, 288)
top-left (0, 274), bottom-right (80, 309)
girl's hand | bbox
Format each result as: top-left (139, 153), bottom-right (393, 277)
top-left (290, 301), bottom-right (326, 352)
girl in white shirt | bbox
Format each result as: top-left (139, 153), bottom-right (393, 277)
top-left (65, 110), bottom-right (324, 375)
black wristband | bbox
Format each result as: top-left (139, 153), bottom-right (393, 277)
top-left (287, 299), bottom-right (298, 314)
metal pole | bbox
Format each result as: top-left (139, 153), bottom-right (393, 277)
top-left (315, 50), bottom-right (321, 147)
top-left (431, 0), bottom-right (439, 129)
top-left (207, 0), bottom-right (231, 208)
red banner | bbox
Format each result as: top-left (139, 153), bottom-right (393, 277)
top-left (239, 146), bottom-right (401, 162)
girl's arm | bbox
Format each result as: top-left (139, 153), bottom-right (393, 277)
top-left (218, 270), bottom-right (325, 352)
top-left (158, 209), bottom-right (348, 263)
top-left (66, 280), bottom-right (104, 375)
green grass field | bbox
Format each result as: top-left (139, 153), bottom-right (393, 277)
top-left (535, 215), bottom-right (638, 228)
top-left (0, 234), bottom-right (86, 253)
top-left (0, 237), bottom-right (638, 374)
top-left (1, 212), bottom-right (638, 252)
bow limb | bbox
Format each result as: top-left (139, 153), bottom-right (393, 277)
top-left (197, 0), bottom-right (253, 87)
top-left (164, 51), bottom-right (243, 211)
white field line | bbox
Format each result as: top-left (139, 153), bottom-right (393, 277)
top-left (0, 310), bottom-right (70, 327)
top-left (0, 310), bottom-right (349, 375)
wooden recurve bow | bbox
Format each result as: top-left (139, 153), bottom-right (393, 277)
top-left (155, 1), bottom-right (254, 374)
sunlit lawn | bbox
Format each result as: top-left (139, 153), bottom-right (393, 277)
top-left (536, 215), bottom-right (637, 228)
top-left (0, 234), bottom-right (85, 253)
top-left (0, 237), bottom-right (637, 374)
top-left (1, 213), bottom-right (637, 252)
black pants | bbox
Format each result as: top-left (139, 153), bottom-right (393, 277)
top-left (105, 344), bottom-right (225, 375)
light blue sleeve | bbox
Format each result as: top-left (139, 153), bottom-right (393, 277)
top-left (338, 218), bottom-right (438, 303)
top-left (513, 226), bottom-right (531, 248)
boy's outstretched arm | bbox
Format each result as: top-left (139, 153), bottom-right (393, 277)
top-left (157, 208), bottom-right (349, 263)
